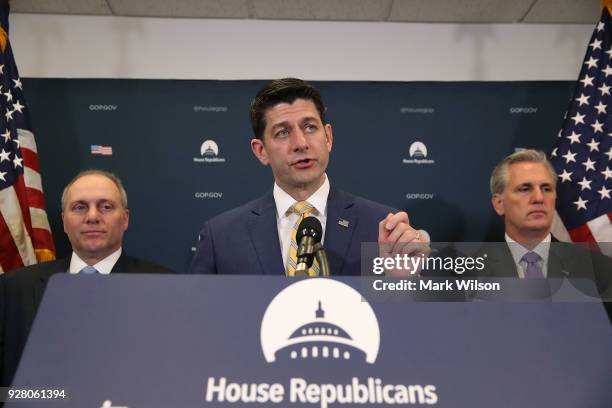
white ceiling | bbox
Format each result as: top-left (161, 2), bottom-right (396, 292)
top-left (10, 0), bottom-right (601, 23)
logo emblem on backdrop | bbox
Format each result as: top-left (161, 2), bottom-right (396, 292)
top-left (201, 140), bottom-right (219, 157)
top-left (90, 145), bottom-right (113, 156)
top-left (193, 139), bottom-right (226, 163)
top-left (260, 279), bottom-right (380, 364)
top-left (409, 141), bottom-right (428, 158)
top-left (89, 104), bottom-right (117, 111)
top-left (406, 193), bottom-right (435, 200)
top-left (403, 141), bottom-right (435, 165)
top-left (509, 107), bottom-right (537, 114)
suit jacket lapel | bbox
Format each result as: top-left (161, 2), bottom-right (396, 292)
top-left (324, 189), bottom-right (357, 276)
top-left (481, 242), bottom-right (517, 277)
top-left (547, 249), bottom-right (565, 278)
top-left (110, 251), bottom-right (129, 274)
top-left (248, 192), bottom-right (284, 275)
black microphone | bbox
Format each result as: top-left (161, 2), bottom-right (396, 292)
top-left (295, 216), bottom-right (323, 276)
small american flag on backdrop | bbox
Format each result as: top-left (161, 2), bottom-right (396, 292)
top-left (551, 0), bottom-right (612, 255)
top-left (90, 144), bottom-right (113, 156)
top-left (0, 0), bottom-right (55, 272)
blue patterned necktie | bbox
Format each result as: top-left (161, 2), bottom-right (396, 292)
top-left (521, 251), bottom-right (543, 278)
top-left (79, 265), bottom-right (99, 274)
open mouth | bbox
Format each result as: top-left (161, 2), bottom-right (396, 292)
top-left (293, 158), bottom-right (314, 169)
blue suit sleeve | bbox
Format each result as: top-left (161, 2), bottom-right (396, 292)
top-left (187, 222), bottom-right (217, 274)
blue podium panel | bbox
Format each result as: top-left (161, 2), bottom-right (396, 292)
top-left (8, 275), bottom-right (612, 408)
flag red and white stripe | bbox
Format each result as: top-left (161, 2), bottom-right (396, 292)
top-left (0, 1), bottom-right (55, 272)
top-left (550, 2), bottom-right (612, 257)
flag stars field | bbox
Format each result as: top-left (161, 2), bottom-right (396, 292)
top-left (559, 169), bottom-right (573, 183)
top-left (578, 177), bottom-right (593, 191)
top-left (551, 6), bottom-right (612, 247)
top-left (0, 7), bottom-right (56, 271)
top-left (567, 131), bottom-right (581, 144)
top-left (598, 186), bottom-right (611, 199)
top-left (562, 150), bottom-right (577, 163)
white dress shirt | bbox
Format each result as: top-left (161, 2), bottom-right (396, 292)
top-left (68, 248), bottom-right (122, 275)
top-left (505, 233), bottom-right (551, 278)
top-left (274, 175), bottom-right (330, 270)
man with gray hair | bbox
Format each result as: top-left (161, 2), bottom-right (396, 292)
top-left (487, 149), bottom-right (572, 280)
top-left (490, 149), bottom-right (558, 261)
top-left (0, 169), bottom-right (173, 387)
top-left (487, 150), bottom-right (612, 287)
top-left (486, 150), bottom-right (612, 321)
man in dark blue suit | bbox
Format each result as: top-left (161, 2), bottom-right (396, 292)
top-left (189, 78), bottom-right (427, 276)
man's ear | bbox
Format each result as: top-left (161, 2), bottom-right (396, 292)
top-left (250, 138), bottom-right (269, 166)
top-left (61, 211), bottom-right (67, 234)
top-left (491, 194), bottom-right (505, 216)
top-left (324, 123), bottom-right (333, 152)
top-left (123, 209), bottom-right (129, 232)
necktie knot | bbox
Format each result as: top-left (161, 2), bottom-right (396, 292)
top-left (290, 201), bottom-right (316, 217)
top-left (79, 265), bottom-right (99, 274)
top-left (521, 251), bottom-right (541, 265)
top-left (521, 251), bottom-right (543, 278)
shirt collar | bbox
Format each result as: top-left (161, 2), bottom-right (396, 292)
top-left (68, 248), bottom-right (122, 274)
top-left (505, 233), bottom-right (551, 264)
top-left (273, 174), bottom-right (330, 218)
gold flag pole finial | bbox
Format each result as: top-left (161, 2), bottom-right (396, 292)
top-left (602, 0), bottom-right (612, 15)
top-left (0, 25), bottom-right (6, 53)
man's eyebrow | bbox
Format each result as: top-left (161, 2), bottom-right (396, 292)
top-left (270, 121), bottom-right (290, 130)
top-left (270, 116), bottom-right (320, 130)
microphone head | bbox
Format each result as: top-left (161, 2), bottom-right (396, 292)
top-left (296, 216), bottom-right (322, 244)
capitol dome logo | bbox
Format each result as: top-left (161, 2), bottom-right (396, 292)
top-left (201, 140), bottom-right (219, 157)
top-left (403, 141), bottom-right (435, 165)
top-left (409, 141), bottom-right (428, 158)
top-left (260, 279), bottom-right (380, 364)
top-left (194, 139), bottom-right (226, 163)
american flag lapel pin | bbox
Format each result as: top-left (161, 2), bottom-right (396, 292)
top-left (338, 218), bottom-right (349, 228)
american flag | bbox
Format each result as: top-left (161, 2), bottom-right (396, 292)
top-left (551, 2), bottom-right (612, 256)
top-left (90, 145), bottom-right (113, 156)
top-left (0, 0), bottom-right (55, 272)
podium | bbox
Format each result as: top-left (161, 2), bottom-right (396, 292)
top-left (7, 275), bottom-right (612, 407)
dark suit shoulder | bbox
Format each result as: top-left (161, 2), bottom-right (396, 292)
top-left (1, 259), bottom-right (69, 287)
top-left (208, 200), bottom-right (258, 227)
top-left (196, 194), bottom-right (269, 234)
top-left (205, 189), bottom-right (395, 226)
top-left (114, 254), bottom-right (174, 274)
top-left (330, 189), bottom-right (396, 222)
top-left (348, 192), bottom-right (396, 215)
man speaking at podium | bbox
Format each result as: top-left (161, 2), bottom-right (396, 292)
top-left (0, 170), bottom-right (173, 387)
top-left (189, 78), bottom-right (427, 276)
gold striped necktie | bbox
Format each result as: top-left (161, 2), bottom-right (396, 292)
top-left (286, 201), bottom-right (320, 277)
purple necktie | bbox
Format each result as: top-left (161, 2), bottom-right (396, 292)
top-left (521, 251), bottom-right (543, 278)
